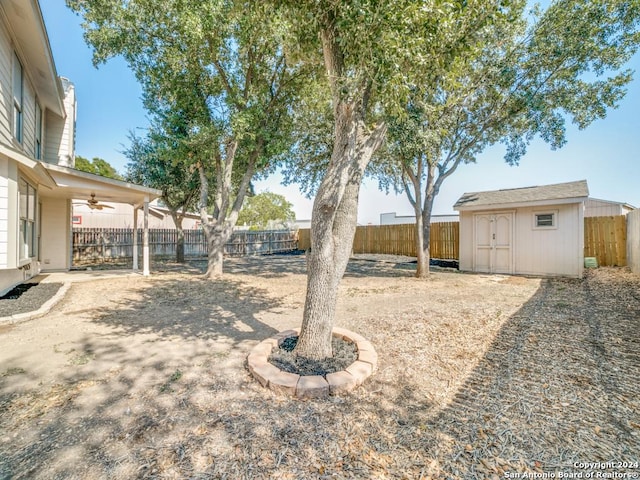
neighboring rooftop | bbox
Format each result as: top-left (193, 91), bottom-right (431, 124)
top-left (454, 180), bottom-right (589, 210)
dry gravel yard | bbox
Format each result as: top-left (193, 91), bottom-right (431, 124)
top-left (0, 256), bottom-right (639, 479)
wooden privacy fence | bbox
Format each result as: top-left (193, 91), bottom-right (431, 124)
top-left (72, 228), bottom-right (298, 264)
top-left (298, 222), bottom-right (460, 260)
top-left (75, 216), bottom-right (628, 267)
top-left (584, 215), bottom-right (627, 267)
top-left (299, 216), bottom-right (628, 266)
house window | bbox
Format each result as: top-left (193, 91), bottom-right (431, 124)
top-left (19, 178), bottom-right (37, 260)
top-left (35, 103), bottom-right (43, 159)
top-left (13, 53), bottom-right (23, 144)
top-left (534, 211), bottom-right (557, 229)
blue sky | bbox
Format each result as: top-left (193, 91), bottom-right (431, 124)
top-left (41, 2), bottom-right (640, 225)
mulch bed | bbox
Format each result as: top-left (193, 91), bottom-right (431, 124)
top-left (268, 335), bottom-right (358, 376)
top-left (0, 283), bottom-right (63, 317)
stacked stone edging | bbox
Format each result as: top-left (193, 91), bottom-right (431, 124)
top-left (247, 327), bottom-right (377, 398)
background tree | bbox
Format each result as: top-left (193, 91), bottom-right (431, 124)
top-left (124, 119), bottom-right (204, 263)
top-left (74, 155), bottom-right (123, 180)
top-left (69, 0), bottom-right (310, 277)
top-left (237, 192), bottom-right (295, 230)
top-left (372, 0), bottom-right (640, 277)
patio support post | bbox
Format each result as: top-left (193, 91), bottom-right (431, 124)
top-left (143, 196), bottom-right (150, 276)
top-left (133, 205), bottom-right (139, 271)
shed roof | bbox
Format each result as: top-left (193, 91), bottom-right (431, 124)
top-left (454, 180), bottom-right (589, 211)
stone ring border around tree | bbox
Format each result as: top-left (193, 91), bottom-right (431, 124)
top-left (247, 327), bottom-right (378, 399)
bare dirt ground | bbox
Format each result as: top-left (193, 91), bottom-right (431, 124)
top-left (0, 256), bottom-right (639, 479)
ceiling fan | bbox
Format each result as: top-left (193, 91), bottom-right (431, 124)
top-left (76, 193), bottom-right (115, 210)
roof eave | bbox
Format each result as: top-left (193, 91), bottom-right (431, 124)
top-left (455, 196), bottom-right (588, 212)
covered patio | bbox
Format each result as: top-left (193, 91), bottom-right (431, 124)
top-left (38, 163), bottom-right (162, 275)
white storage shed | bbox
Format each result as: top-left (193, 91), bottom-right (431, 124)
top-left (454, 180), bottom-right (589, 278)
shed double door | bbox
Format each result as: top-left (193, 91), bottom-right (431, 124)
top-left (474, 212), bottom-right (513, 274)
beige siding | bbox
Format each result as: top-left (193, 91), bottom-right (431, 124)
top-left (512, 204), bottom-right (583, 277)
top-left (0, 20), bottom-right (13, 144)
top-left (40, 196), bottom-right (70, 270)
top-left (0, 267), bottom-right (27, 296)
top-left (458, 211), bottom-right (474, 272)
top-left (6, 158), bottom-right (17, 268)
top-left (0, 156), bottom-right (8, 267)
top-left (21, 74), bottom-right (36, 156)
top-left (43, 80), bottom-right (75, 166)
top-left (0, 14), bottom-right (47, 159)
top-left (585, 198), bottom-right (624, 217)
top-left (60, 82), bottom-right (75, 166)
top-left (43, 109), bottom-right (65, 165)
top-left (0, 158), bottom-right (36, 294)
top-left (459, 203), bottom-right (583, 277)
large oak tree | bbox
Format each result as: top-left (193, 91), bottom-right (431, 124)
top-left (373, 0), bottom-right (640, 277)
top-left (275, 0), bottom-right (525, 360)
top-left (69, 0), bottom-right (311, 276)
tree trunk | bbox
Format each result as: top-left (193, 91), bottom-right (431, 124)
top-left (295, 101), bottom-right (386, 361)
top-left (169, 211), bottom-right (186, 263)
top-left (415, 210), bottom-right (429, 277)
top-left (176, 230), bottom-right (185, 263)
top-left (197, 144), bottom-right (257, 278)
top-left (402, 159), bottom-right (430, 278)
top-left (204, 224), bottom-right (234, 278)
top-left (418, 165), bottom-right (438, 278)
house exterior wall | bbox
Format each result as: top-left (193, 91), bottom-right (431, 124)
top-left (57, 79), bottom-right (75, 167)
top-left (0, 21), bottom-right (12, 144)
top-left (459, 202), bottom-right (584, 277)
top-left (22, 74), bottom-right (36, 157)
top-left (0, 3), bottom-right (71, 293)
top-left (43, 80), bottom-right (74, 167)
top-left (6, 159), bottom-right (17, 269)
top-left (0, 156), bottom-right (8, 268)
top-left (43, 109), bottom-right (65, 165)
top-left (40, 196), bottom-right (70, 271)
top-left (0, 23), bottom-right (41, 158)
top-left (0, 157), bottom-right (40, 294)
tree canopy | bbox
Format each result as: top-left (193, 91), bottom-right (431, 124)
top-left (370, 0), bottom-right (640, 276)
top-left (69, 0), bottom-right (313, 276)
top-left (237, 192), bottom-right (295, 230)
top-left (74, 156), bottom-right (123, 180)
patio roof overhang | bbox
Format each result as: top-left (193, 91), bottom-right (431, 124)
top-left (40, 163), bottom-right (162, 206)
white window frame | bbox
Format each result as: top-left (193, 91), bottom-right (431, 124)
top-left (13, 53), bottom-right (23, 144)
top-left (533, 210), bottom-right (558, 230)
top-left (19, 178), bottom-right (37, 262)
